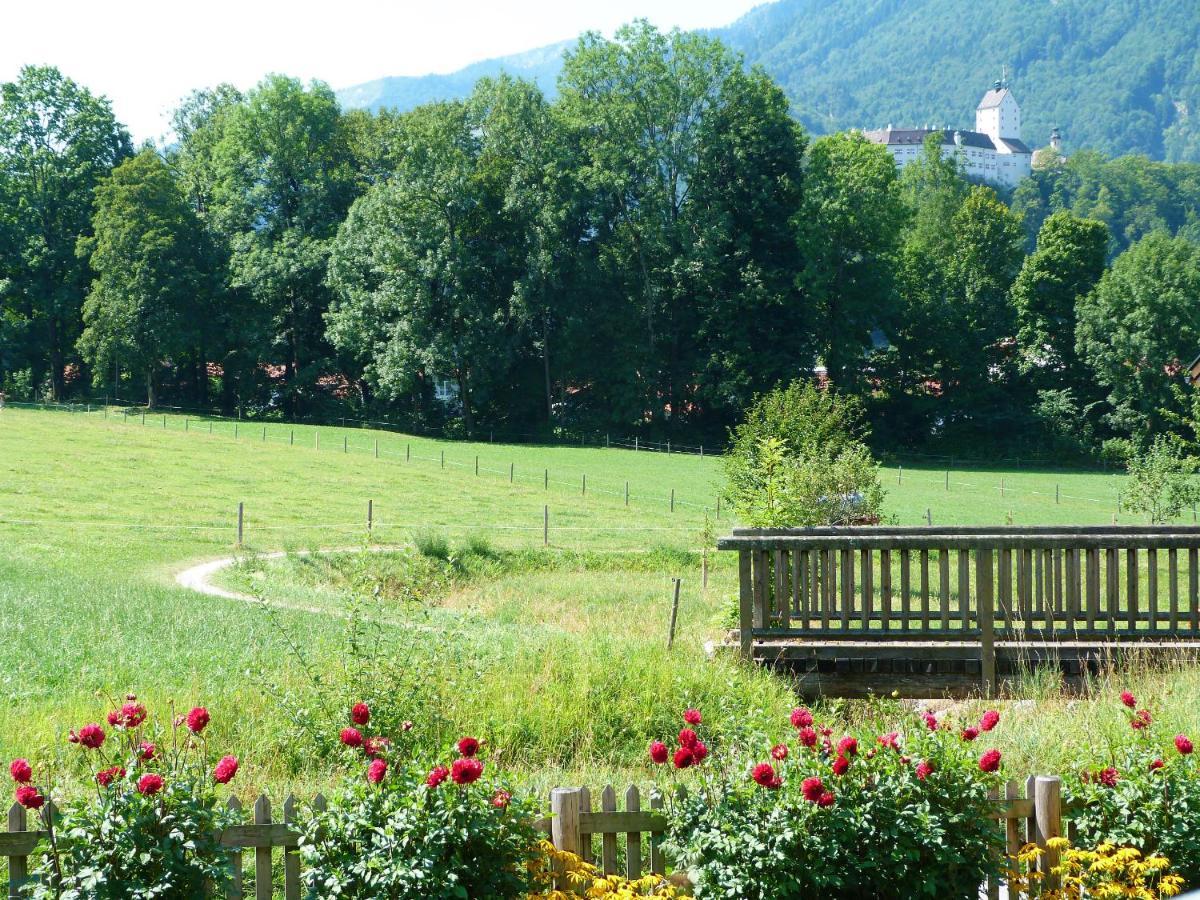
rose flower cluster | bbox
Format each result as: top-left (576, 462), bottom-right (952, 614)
top-left (648, 708), bottom-right (710, 770)
top-left (10, 696), bottom-right (238, 810)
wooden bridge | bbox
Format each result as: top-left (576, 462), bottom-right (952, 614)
top-left (718, 526), bottom-right (1200, 697)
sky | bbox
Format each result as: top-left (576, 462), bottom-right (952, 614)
top-left (2, 0), bottom-right (766, 142)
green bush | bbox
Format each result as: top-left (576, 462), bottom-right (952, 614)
top-left (660, 706), bottom-right (1005, 899)
top-left (1065, 691), bottom-right (1200, 886)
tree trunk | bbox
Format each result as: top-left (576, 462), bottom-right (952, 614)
top-left (457, 370), bottom-right (474, 437)
top-left (146, 369), bottom-right (157, 409)
top-left (542, 315), bottom-right (553, 427)
top-left (48, 315), bottom-right (64, 400)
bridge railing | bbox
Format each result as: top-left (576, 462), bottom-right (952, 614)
top-left (719, 527), bottom-right (1200, 685)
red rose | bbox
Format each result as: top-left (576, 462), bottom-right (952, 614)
top-left (456, 736), bottom-right (480, 758)
top-left (491, 789), bottom-right (511, 808)
top-left (801, 776), bottom-right (825, 803)
top-left (649, 740), bottom-right (669, 764)
top-left (1097, 767), bottom-right (1119, 788)
top-left (351, 703), bottom-right (370, 726)
top-left (363, 737), bottom-right (390, 759)
top-left (832, 755), bottom-right (850, 776)
top-left (426, 765), bottom-right (449, 788)
top-left (451, 757), bottom-right (484, 785)
top-left (137, 773), bottom-right (164, 795)
top-left (9, 759), bottom-right (32, 784)
top-left (817, 791), bottom-right (835, 807)
top-left (798, 726), bottom-right (818, 748)
top-left (185, 707), bottom-right (210, 734)
top-left (339, 727), bottom-right (363, 748)
top-left (15, 786), bottom-right (44, 809)
top-left (673, 747), bottom-right (694, 769)
top-left (771, 744), bottom-right (788, 761)
top-left (790, 707), bottom-right (814, 729)
top-left (916, 760), bottom-right (934, 781)
top-left (979, 749), bottom-right (1002, 773)
top-left (836, 737), bottom-right (858, 757)
top-left (878, 732), bottom-right (901, 751)
top-left (979, 710), bottom-right (1000, 732)
top-left (367, 758), bottom-right (387, 784)
top-left (1120, 691), bottom-right (1137, 709)
top-left (213, 755), bottom-right (239, 785)
top-left (683, 708), bottom-right (702, 726)
top-left (751, 762), bottom-right (777, 787)
top-left (691, 742), bottom-right (709, 763)
top-left (921, 712), bottom-right (939, 732)
top-left (96, 765), bottom-right (125, 787)
top-left (961, 727), bottom-right (979, 742)
top-left (1131, 710), bottom-right (1152, 730)
top-left (139, 742), bottom-right (156, 761)
top-left (678, 729), bottom-right (698, 749)
top-left (78, 723), bottom-right (105, 749)
top-left (1150, 758), bottom-right (1165, 771)
top-left (1176, 734), bottom-right (1194, 755)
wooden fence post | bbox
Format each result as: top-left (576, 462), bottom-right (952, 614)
top-left (550, 788), bottom-right (581, 856)
top-left (543, 506), bottom-right (549, 547)
top-left (8, 802), bottom-right (28, 899)
top-left (367, 500), bottom-right (373, 535)
top-left (1034, 776), bottom-right (1063, 890)
top-left (253, 795), bottom-right (271, 900)
top-left (977, 547), bottom-right (996, 697)
top-left (739, 550), bottom-right (754, 660)
top-left (667, 578), bottom-right (682, 650)
top-left (237, 502), bottom-right (244, 547)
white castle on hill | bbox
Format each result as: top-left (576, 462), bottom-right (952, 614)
top-left (862, 80), bottom-right (1034, 189)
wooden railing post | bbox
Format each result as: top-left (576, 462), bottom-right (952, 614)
top-left (738, 550), bottom-right (753, 660)
top-left (550, 787), bottom-right (581, 856)
top-left (977, 548), bottom-right (996, 697)
top-left (8, 802), bottom-right (28, 900)
top-left (1034, 776), bottom-right (1063, 890)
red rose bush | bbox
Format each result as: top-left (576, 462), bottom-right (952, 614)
top-left (659, 706), bottom-right (1006, 899)
top-left (298, 703), bottom-right (542, 899)
top-left (11, 696), bottom-right (241, 897)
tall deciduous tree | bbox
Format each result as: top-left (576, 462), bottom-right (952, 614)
top-left (77, 150), bottom-right (209, 407)
top-left (1077, 231), bottom-right (1200, 439)
top-left (0, 66), bottom-right (130, 398)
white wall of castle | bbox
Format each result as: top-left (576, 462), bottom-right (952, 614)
top-left (882, 141), bottom-right (1031, 189)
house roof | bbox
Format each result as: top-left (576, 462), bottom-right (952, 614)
top-left (977, 87), bottom-right (1013, 109)
top-left (997, 137), bottom-right (1033, 154)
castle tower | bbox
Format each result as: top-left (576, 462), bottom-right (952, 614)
top-left (976, 79), bottom-right (1021, 143)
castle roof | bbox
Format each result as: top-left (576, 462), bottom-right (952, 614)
top-left (862, 127), bottom-right (1029, 155)
top-left (977, 87), bottom-right (1014, 110)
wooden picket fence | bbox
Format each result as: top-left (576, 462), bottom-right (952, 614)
top-left (2, 777), bottom-right (1071, 898)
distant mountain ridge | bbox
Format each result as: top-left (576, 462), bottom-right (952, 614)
top-left (336, 0), bottom-right (1200, 162)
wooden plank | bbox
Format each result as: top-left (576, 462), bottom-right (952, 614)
top-left (977, 548), bottom-right (996, 696)
top-left (1022, 548), bottom-right (1035, 636)
top-left (920, 549), bottom-right (931, 632)
top-left (1053, 549), bottom-right (1063, 618)
top-left (841, 549), bottom-right (852, 631)
top-left (8, 803), bottom-right (28, 900)
top-left (959, 549), bottom-right (970, 631)
top-left (254, 795), bottom-right (272, 900)
top-left (226, 796), bottom-right (244, 899)
top-left (821, 549), bottom-right (832, 631)
top-left (900, 549), bottom-right (911, 633)
top-left (1069, 549), bottom-right (1081, 632)
top-left (283, 795), bottom-right (300, 900)
top-left (752, 550), bottom-right (768, 630)
top-left (579, 787), bottom-right (593, 863)
top-left (624, 786), bottom-right (642, 879)
top-left (862, 548), bottom-right (874, 632)
top-left (939, 549), bottom-right (951, 631)
top-left (1170, 548), bottom-right (1180, 633)
top-left (775, 550), bottom-right (789, 630)
top-left (1034, 548), bottom-right (1044, 617)
top-left (1105, 548), bottom-right (1118, 634)
top-left (880, 549), bottom-right (892, 633)
top-left (986, 786), bottom-right (1001, 900)
top-left (216, 822), bottom-right (298, 849)
top-left (1086, 547), bottom-right (1099, 634)
top-left (649, 793), bottom-right (665, 874)
top-left (1148, 548), bottom-right (1159, 634)
top-left (774, 550), bottom-right (786, 628)
top-left (1043, 549), bottom-right (1055, 633)
top-left (738, 551), bottom-right (753, 659)
top-left (1127, 548), bottom-right (1139, 632)
top-left (601, 786), bottom-right (618, 876)
top-left (810, 549), bottom-right (820, 630)
top-left (1192, 548), bottom-right (1199, 632)
top-left (998, 548), bottom-right (1012, 636)
top-left (791, 550), bottom-right (802, 624)
top-left (1005, 781), bottom-right (1022, 860)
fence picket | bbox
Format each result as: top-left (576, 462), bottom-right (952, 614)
top-left (624, 786), bottom-right (642, 879)
top-left (225, 796), bottom-right (243, 899)
top-left (254, 794), bottom-right (271, 900)
top-left (283, 795), bottom-right (300, 900)
top-left (8, 803), bottom-right (27, 900)
top-left (601, 786), bottom-right (618, 875)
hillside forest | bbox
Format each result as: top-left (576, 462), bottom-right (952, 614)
top-left (4, 22), bottom-right (1200, 459)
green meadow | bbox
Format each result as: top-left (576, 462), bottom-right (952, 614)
top-left (0, 404), bottom-right (1194, 801)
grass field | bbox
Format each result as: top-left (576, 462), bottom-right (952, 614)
top-left (1, 404), bottom-right (1196, 803)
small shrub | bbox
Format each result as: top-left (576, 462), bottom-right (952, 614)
top-left (657, 705), bottom-right (1005, 899)
top-left (11, 697), bottom-right (241, 897)
top-left (528, 843), bottom-right (685, 897)
top-left (413, 529), bottom-right (452, 561)
top-left (1121, 435), bottom-right (1200, 524)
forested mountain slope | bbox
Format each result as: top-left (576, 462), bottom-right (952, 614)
top-left (338, 0), bottom-right (1200, 162)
